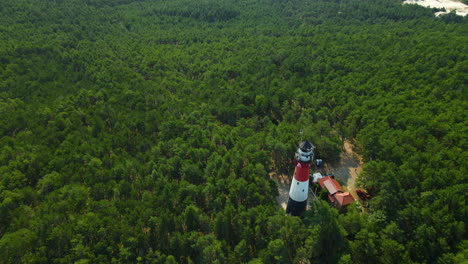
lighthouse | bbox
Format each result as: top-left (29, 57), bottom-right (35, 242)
top-left (286, 141), bottom-right (314, 217)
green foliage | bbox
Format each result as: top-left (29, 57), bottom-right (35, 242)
top-left (152, 0), bottom-right (240, 22)
top-left (0, 0), bottom-right (466, 263)
top-left (0, 228), bottom-right (37, 263)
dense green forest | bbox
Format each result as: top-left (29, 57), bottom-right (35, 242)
top-left (0, 0), bottom-right (466, 263)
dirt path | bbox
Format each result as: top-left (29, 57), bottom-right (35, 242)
top-left (271, 140), bottom-right (364, 209)
top-left (270, 172), bottom-right (290, 210)
top-left (325, 140), bottom-right (363, 199)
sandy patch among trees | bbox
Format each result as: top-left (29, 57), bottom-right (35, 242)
top-left (404, 0), bottom-right (468, 16)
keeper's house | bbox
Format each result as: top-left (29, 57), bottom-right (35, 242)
top-left (317, 176), bottom-right (355, 209)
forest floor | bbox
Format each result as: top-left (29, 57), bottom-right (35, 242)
top-left (271, 140), bottom-right (363, 210)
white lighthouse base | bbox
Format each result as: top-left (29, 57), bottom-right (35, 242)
top-left (286, 178), bottom-right (309, 216)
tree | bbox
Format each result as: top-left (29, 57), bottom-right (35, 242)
top-left (0, 228), bottom-right (37, 263)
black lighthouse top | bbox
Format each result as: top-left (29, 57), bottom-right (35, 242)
top-left (295, 141), bottom-right (315, 164)
top-left (299, 141), bottom-right (314, 152)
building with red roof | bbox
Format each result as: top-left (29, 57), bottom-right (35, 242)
top-left (317, 176), bottom-right (355, 208)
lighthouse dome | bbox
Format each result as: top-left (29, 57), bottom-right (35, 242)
top-left (299, 141), bottom-right (314, 152)
top-left (295, 141), bottom-right (314, 163)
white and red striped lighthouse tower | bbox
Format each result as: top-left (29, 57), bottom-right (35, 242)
top-left (286, 141), bottom-right (314, 217)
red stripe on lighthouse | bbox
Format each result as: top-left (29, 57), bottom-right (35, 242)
top-left (293, 162), bottom-right (310, 182)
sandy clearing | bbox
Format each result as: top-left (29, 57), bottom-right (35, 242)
top-left (404, 0), bottom-right (468, 16)
top-left (270, 172), bottom-right (290, 210)
top-left (324, 140), bottom-right (363, 200)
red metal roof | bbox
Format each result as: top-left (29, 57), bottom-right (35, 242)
top-left (335, 192), bottom-right (355, 206)
top-left (318, 176), bottom-right (342, 195)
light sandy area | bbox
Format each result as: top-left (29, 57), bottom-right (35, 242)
top-left (270, 172), bottom-right (290, 210)
top-left (404, 0), bottom-right (468, 16)
top-left (324, 141), bottom-right (363, 200)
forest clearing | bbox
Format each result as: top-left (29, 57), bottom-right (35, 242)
top-left (272, 140), bottom-right (363, 210)
top-left (325, 140), bottom-right (363, 200)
